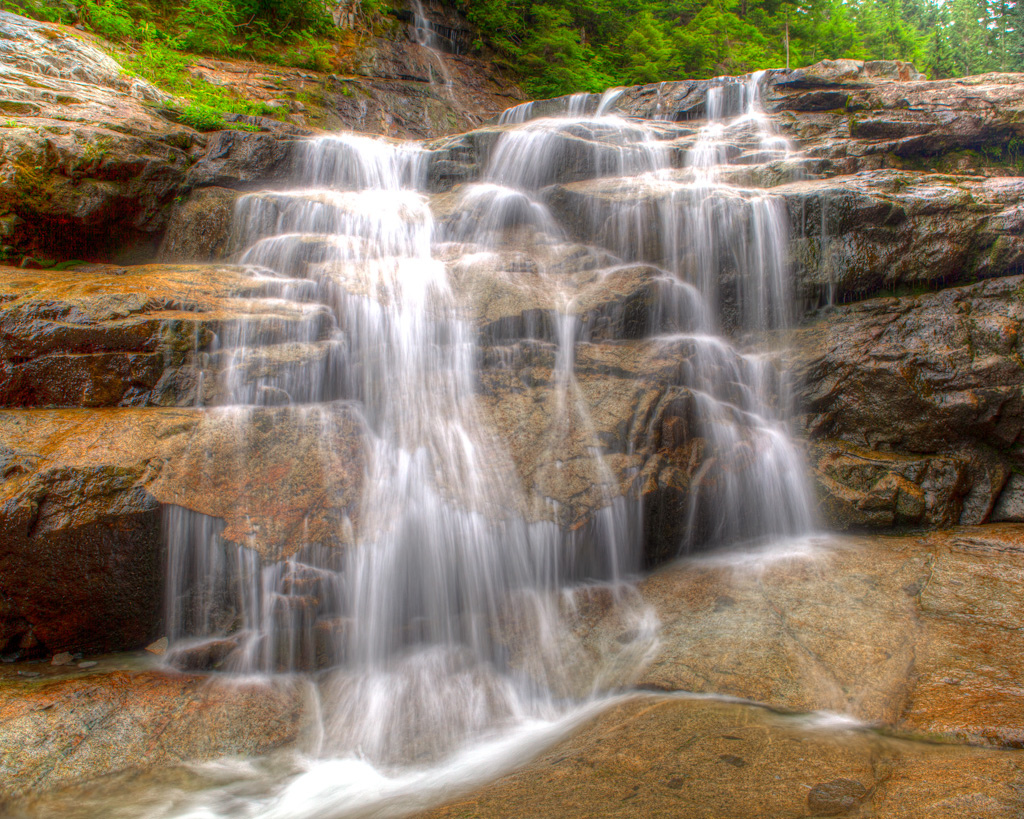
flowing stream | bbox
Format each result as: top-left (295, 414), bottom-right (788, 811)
top-left (49, 73), bottom-right (815, 818)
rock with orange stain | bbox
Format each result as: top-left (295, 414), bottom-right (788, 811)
top-left (0, 669), bottom-right (307, 800)
top-left (564, 525), bottom-right (1024, 750)
top-left (792, 276), bottom-right (1024, 530)
top-left (417, 694), bottom-right (1024, 819)
top-left (0, 405), bottom-right (365, 657)
top-left (0, 262), bottom-right (335, 408)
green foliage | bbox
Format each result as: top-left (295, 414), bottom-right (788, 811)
top-left (12, 0), bottom-right (1023, 104)
top-left (82, 0), bottom-right (135, 41)
top-left (175, 0), bottom-right (238, 54)
top-left (179, 101), bottom-right (226, 131)
top-left (127, 40), bottom-right (276, 128)
top-left (13, 0), bottom-right (339, 70)
top-left (5, 0), bottom-right (79, 23)
top-left (463, 0), bottom-right (1024, 93)
top-left (7, 0), bottom-right (344, 130)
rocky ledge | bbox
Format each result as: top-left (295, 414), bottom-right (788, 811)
top-left (0, 664), bottom-right (309, 803)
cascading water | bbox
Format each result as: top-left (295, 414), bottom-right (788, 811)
top-left (410, 0), bottom-right (454, 97)
top-left (148, 70), bottom-right (812, 819)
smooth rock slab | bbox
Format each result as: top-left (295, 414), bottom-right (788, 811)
top-left (419, 695), bottom-right (1024, 819)
top-left (0, 670), bottom-right (307, 801)
top-left (577, 525), bottom-right (1024, 748)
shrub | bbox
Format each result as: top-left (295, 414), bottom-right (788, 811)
top-left (82, 0), bottom-right (135, 41)
top-left (179, 101), bottom-right (224, 131)
top-left (176, 0), bottom-right (238, 54)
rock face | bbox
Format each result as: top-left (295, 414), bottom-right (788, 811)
top-left (5, 58), bottom-right (1024, 660)
top-left (3, 49), bottom-right (1024, 813)
top-left (793, 276), bottom-right (1023, 529)
top-left (0, 12), bottom-right (290, 262)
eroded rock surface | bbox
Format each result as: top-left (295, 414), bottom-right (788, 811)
top-left (793, 276), bottom-right (1023, 529)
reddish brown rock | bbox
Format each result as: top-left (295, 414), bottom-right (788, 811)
top-left (0, 262), bottom-right (334, 408)
top-left (572, 525), bottom-right (1024, 748)
top-left (0, 405), bottom-right (365, 656)
top-left (418, 695), bottom-right (1024, 819)
top-left (0, 669), bottom-right (307, 800)
top-left (793, 276), bottom-right (1024, 530)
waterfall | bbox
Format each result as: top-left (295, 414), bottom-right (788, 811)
top-left (157, 72), bottom-right (814, 817)
top-left (410, 0), bottom-right (453, 97)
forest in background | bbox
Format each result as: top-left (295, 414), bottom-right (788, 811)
top-left (462, 0), bottom-right (1024, 95)
top-left (6, 0), bottom-right (1024, 101)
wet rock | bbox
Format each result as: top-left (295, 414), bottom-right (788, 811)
top-left (991, 473), bottom-right (1024, 522)
top-left (547, 170), bottom-right (1024, 309)
top-left (793, 276), bottom-right (1024, 529)
top-left (783, 173), bottom-right (1024, 303)
top-left (807, 779), bottom-right (867, 815)
top-left (0, 670), bottom-right (307, 799)
top-left (144, 638), bottom-right (168, 656)
top-left (0, 404), bottom-right (365, 655)
top-left (419, 695), bottom-right (1024, 819)
top-left (184, 130), bottom-right (298, 190)
top-left (446, 249), bottom-right (660, 341)
top-left (166, 637), bottom-right (238, 671)
top-left (577, 525), bottom-right (1024, 748)
top-left (0, 262), bottom-right (334, 408)
top-left (0, 410), bottom-right (178, 657)
top-left (604, 61), bottom-right (1024, 178)
top-left (159, 187), bottom-right (242, 262)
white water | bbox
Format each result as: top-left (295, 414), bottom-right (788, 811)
top-left (154, 72), bottom-right (814, 818)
